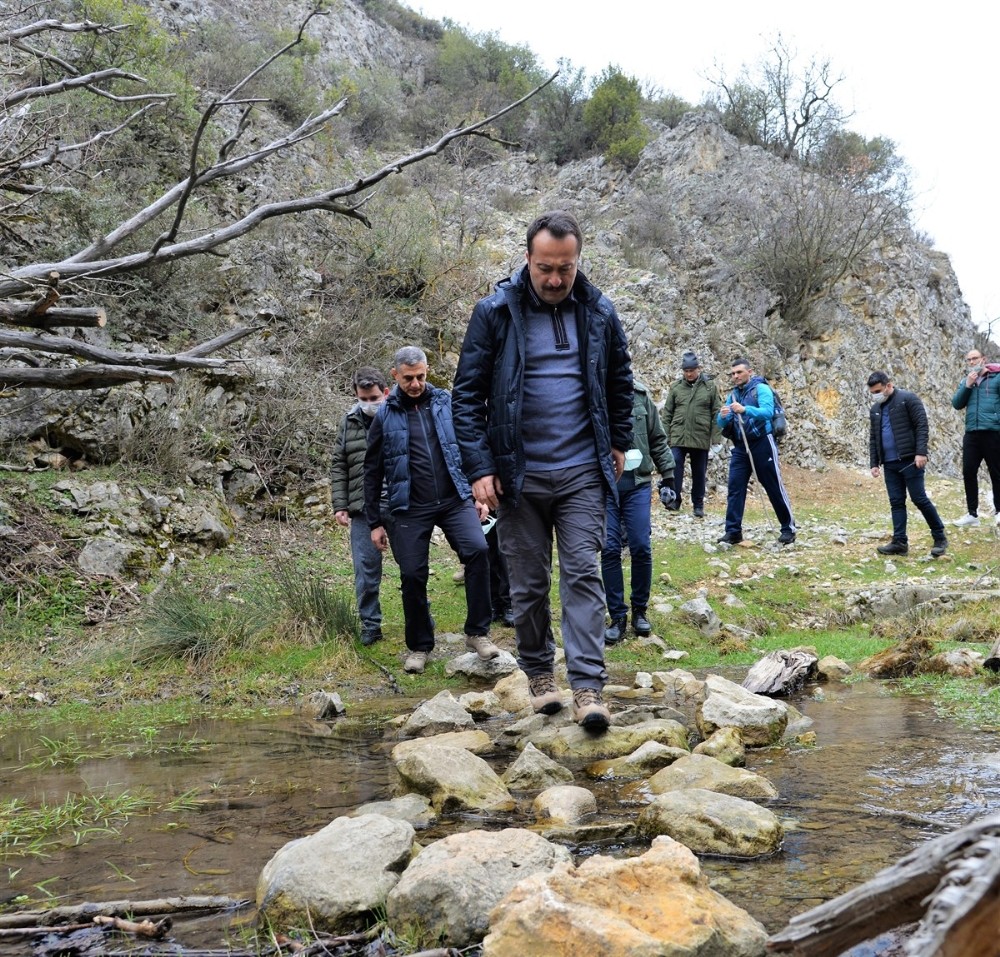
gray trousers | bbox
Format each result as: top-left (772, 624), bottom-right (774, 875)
top-left (498, 467), bottom-right (608, 691)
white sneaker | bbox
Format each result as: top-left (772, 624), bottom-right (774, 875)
top-left (995, 513), bottom-right (1000, 527)
top-left (953, 514), bottom-right (980, 527)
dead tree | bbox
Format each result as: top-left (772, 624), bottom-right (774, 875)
top-left (0, 5), bottom-right (553, 391)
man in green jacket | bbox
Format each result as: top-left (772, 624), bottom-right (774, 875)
top-left (951, 348), bottom-right (1000, 528)
top-left (661, 351), bottom-right (722, 518)
top-left (331, 366), bottom-right (390, 646)
top-left (601, 380), bottom-right (675, 643)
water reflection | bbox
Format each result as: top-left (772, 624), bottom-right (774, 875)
top-left (1, 682), bottom-right (997, 954)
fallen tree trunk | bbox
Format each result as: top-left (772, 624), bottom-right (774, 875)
top-left (0, 894), bottom-right (249, 929)
top-left (743, 649), bottom-right (818, 695)
top-left (0, 304), bottom-right (107, 330)
top-left (767, 812), bottom-right (1000, 957)
top-left (985, 636), bottom-right (1000, 673)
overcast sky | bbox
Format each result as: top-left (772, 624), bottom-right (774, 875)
top-left (407, 0), bottom-right (996, 335)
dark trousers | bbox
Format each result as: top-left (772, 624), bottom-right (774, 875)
top-left (499, 467), bottom-right (608, 690)
top-left (388, 497), bottom-right (491, 652)
top-left (670, 446), bottom-right (708, 510)
top-left (487, 528), bottom-right (510, 614)
top-left (724, 433), bottom-right (794, 536)
top-left (962, 430), bottom-right (1000, 515)
top-left (601, 473), bottom-right (652, 620)
top-left (882, 459), bottom-right (945, 545)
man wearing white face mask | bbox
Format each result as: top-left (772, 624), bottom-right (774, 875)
top-left (867, 371), bottom-right (947, 557)
top-left (332, 366), bottom-right (392, 646)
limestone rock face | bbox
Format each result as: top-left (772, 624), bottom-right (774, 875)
top-left (482, 835), bottom-right (767, 957)
top-left (400, 691), bottom-right (475, 737)
top-left (646, 752), bottom-right (778, 800)
top-left (386, 828), bottom-right (571, 948)
top-left (637, 788), bottom-right (783, 858)
top-left (256, 813), bottom-right (415, 933)
top-left (392, 744), bottom-right (515, 812)
top-left (696, 675), bottom-right (788, 746)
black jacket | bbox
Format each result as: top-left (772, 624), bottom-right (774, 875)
top-left (452, 265), bottom-right (633, 503)
top-left (869, 387), bottom-right (930, 467)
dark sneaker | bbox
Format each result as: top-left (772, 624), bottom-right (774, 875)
top-left (632, 609), bottom-right (652, 636)
top-left (717, 532), bottom-right (742, 545)
top-left (693, 507), bottom-right (705, 518)
top-left (572, 688), bottom-right (610, 732)
top-left (930, 537), bottom-right (948, 557)
top-left (778, 530), bottom-right (796, 545)
top-left (877, 541), bottom-right (908, 555)
top-left (528, 673), bottom-right (563, 715)
top-left (465, 634), bottom-right (501, 660)
top-left (501, 608), bottom-right (515, 628)
top-left (604, 616), bottom-right (627, 645)
top-left (403, 651), bottom-right (428, 674)
top-left (664, 501), bottom-right (680, 512)
top-left (360, 630), bottom-right (383, 647)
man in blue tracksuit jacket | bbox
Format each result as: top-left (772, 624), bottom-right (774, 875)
top-left (717, 357), bottom-right (795, 545)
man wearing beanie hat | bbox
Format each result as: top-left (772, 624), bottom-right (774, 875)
top-left (661, 351), bottom-right (722, 518)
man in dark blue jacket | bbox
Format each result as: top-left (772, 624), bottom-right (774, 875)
top-left (364, 346), bottom-right (498, 674)
top-left (717, 358), bottom-right (795, 546)
top-left (452, 210), bottom-right (634, 732)
top-left (867, 371), bottom-right (947, 557)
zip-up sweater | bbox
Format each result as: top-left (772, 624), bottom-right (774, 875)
top-left (951, 370), bottom-right (1000, 433)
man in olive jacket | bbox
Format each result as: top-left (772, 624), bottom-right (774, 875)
top-left (331, 366), bottom-right (390, 646)
top-left (601, 380), bottom-right (675, 644)
top-left (661, 350), bottom-right (721, 517)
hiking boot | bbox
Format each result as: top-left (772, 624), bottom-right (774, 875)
top-left (632, 608), bottom-right (652, 637)
top-left (664, 502), bottom-right (680, 512)
top-left (403, 651), bottom-right (428, 674)
top-left (528, 673), bottom-right (563, 715)
top-left (572, 688), bottom-right (611, 732)
top-left (930, 536), bottom-right (948, 557)
top-left (604, 616), bottom-right (627, 645)
top-left (717, 532), bottom-right (742, 545)
top-left (877, 541), bottom-right (908, 556)
top-left (452, 566), bottom-right (465, 583)
top-left (953, 513), bottom-right (980, 527)
top-left (360, 630), bottom-right (383, 647)
top-left (778, 530), bottom-right (796, 545)
top-left (693, 507), bottom-right (705, 518)
top-left (465, 634), bottom-right (501, 660)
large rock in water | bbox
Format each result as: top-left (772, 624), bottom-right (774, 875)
top-left (482, 835), bottom-right (767, 956)
top-left (256, 814), bottom-right (415, 933)
top-left (393, 743), bottom-right (515, 812)
top-left (696, 675), bottom-right (788, 746)
top-left (386, 828), bottom-right (570, 947)
top-left (646, 752), bottom-right (778, 800)
top-left (400, 690), bottom-right (475, 737)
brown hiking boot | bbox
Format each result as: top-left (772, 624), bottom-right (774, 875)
top-left (403, 651), bottom-right (428, 674)
top-left (465, 634), bottom-right (501, 660)
top-left (572, 687), bottom-right (610, 732)
top-left (528, 673), bottom-right (563, 715)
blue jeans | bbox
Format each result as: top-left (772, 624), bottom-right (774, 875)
top-left (350, 514), bottom-right (387, 640)
top-left (670, 446), bottom-right (708, 510)
top-left (882, 459), bottom-right (945, 545)
top-left (601, 474), bottom-right (652, 620)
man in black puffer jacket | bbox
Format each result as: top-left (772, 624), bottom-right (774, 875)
top-left (453, 210), bottom-right (633, 732)
top-left (867, 371), bottom-right (947, 557)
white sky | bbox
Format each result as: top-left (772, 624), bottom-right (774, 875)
top-left (408, 0), bottom-right (997, 334)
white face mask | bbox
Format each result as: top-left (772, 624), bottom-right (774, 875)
top-left (870, 392), bottom-right (888, 405)
top-left (358, 399), bottom-right (383, 417)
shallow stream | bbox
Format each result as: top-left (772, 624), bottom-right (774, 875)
top-left (1, 678), bottom-right (998, 954)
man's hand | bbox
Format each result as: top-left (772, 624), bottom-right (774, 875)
top-left (709, 444), bottom-right (723, 461)
top-left (335, 510), bottom-right (350, 527)
top-left (658, 480), bottom-right (676, 508)
top-left (871, 467), bottom-right (880, 478)
top-left (729, 401), bottom-right (746, 414)
top-left (474, 500), bottom-right (489, 521)
top-left (612, 448), bottom-right (625, 480)
top-left (371, 526), bottom-right (389, 552)
top-left (915, 455), bottom-right (928, 469)
top-left (472, 475), bottom-right (503, 510)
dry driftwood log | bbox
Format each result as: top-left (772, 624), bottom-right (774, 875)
top-left (742, 649), bottom-right (818, 695)
top-left (985, 636), bottom-right (1000, 673)
top-left (767, 811), bottom-right (1000, 957)
top-left (0, 894), bottom-right (248, 930)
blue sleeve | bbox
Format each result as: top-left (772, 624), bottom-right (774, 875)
top-left (745, 384), bottom-right (775, 422)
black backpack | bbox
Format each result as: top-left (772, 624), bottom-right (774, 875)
top-left (723, 381), bottom-right (787, 442)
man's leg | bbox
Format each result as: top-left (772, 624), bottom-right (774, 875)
top-left (904, 464), bottom-right (946, 540)
top-left (982, 431), bottom-right (1000, 513)
top-left (724, 445), bottom-right (751, 537)
top-left (688, 447), bottom-right (709, 511)
top-left (550, 467), bottom-right (609, 692)
top-left (499, 478), bottom-right (555, 677)
top-left (882, 462), bottom-right (909, 546)
top-left (600, 488), bottom-right (628, 623)
top-left (669, 446), bottom-right (686, 507)
top-left (621, 482), bottom-right (653, 616)
top-left (962, 431), bottom-right (982, 516)
top-left (437, 497), bottom-right (492, 638)
top-left (749, 436), bottom-right (795, 534)
top-left (387, 508), bottom-right (436, 652)
top-left (350, 516), bottom-right (383, 642)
